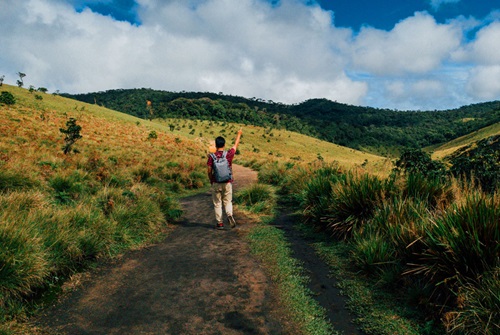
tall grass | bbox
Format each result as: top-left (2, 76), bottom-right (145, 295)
top-left (410, 193), bottom-right (500, 296)
top-left (322, 172), bottom-right (392, 239)
top-left (286, 162), bottom-right (499, 333)
top-left (0, 86), bottom-right (208, 329)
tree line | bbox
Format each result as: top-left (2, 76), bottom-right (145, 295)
top-left (63, 89), bottom-right (500, 156)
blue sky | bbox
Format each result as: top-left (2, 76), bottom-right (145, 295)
top-left (1, 0), bottom-right (499, 110)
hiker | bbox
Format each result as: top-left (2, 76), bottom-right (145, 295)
top-left (207, 128), bottom-right (243, 230)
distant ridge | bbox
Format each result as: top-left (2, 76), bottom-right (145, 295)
top-left (63, 88), bottom-right (500, 156)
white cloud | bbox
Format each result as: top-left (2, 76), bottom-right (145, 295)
top-left (351, 12), bottom-right (462, 75)
top-left (0, 0), bottom-right (367, 105)
top-left (0, 0), bottom-right (498, 110)
top-left (467, 66), bottom-right (500, 100)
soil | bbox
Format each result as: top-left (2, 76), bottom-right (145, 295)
top-left (33, 165), bottom-right (363, 335)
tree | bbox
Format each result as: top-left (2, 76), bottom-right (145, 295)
top-left (59, 118), bottom-right (82, 154)
top-left (17, 72), bottom-right (26, 88)
top-left (0, 75), bottom-right (4, 86)
top-left (394, 149), bottom-right (447, 179)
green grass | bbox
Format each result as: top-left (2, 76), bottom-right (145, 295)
top-left (246, 224), bottom-right (337, 335)
top-left (0, 85), bottom-right (209, 331)
top-left (297, 224), bottom-right (440, 335)
top-left (429, 122), bottom-right (500, 160)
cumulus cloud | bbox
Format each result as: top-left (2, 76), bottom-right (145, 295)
top-left (351, 12), bottom-right (462, 75)
top-left (0, 0), bottom-right (499, 110)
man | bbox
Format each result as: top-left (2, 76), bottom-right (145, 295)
top-left (207, 128), bottom-right (242, 230)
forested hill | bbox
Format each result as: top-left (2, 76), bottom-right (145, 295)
top-left (63, 88), bottom-right (500, 156)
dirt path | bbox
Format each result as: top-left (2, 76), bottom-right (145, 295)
top-left (35, 165), bottom-right (283, 335)
top-left (34, 165), bottom-right (362, 335)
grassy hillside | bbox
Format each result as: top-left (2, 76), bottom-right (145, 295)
top-left (0, 85), bottom-right (210, 331)
top-left (153, 118), bottom-right (391, 176)
top-left (429, 121), bottom-right (500, 160)
top-left (1, 84), bottom-right (390, 332)
top-left (64, 88), bottom-right (500, 155)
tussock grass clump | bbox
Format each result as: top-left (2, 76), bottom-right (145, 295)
top-left (403, 173), bottom-right (454, 210)
top-left (300, 164), bottom-right (344, 223)
top-left (235, 183), bottom-right (276, 215)
top-left (0, 170), bottom-right (37, 192)
top-left (411, 193), bottom-right (500, 294)
top-left (286, 156), bottom-right (499, 332)
top-left (322, 172), bottom-right (392, 239)
top-left (444, 269), bottom-right (500, 335)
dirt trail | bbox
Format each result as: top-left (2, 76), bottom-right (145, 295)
top-left (34, 165), bottom-right (362, 335)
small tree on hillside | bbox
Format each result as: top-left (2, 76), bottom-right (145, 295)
top-left (17, 72), bottom-right (26, 88)
top-left (0, 75), bottom-right (4, 86)
top-left (394, 148), bottom-right (447, 179)
top-left (60, 118), bottom-right (82, 154)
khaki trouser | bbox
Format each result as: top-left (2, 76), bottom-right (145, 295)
top-left (212, 182), bottom-right (233, 223)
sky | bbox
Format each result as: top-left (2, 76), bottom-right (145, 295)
top-left (0, 0), bottom-right (499, 111)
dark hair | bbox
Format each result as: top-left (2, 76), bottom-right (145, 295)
top-left (215, 136), bottom-right (225, 149)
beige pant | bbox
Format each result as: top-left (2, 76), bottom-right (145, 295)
top-left (212, 182), bottom-right (233, 223)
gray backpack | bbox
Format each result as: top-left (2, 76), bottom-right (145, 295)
top-left (210, 151), bottom-right (232, 183)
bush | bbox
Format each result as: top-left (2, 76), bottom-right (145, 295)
top-left (394, 149), bottom-right (447, 179)
top-left (448, 135), bottom-right (500, 194)
top-left (0, 92), bottom-right (15, 105)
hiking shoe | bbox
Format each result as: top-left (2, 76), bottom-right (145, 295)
top-left (228, 216), bottom-right (236, 228)
top-left (216, 222), bottom-right (225, 230)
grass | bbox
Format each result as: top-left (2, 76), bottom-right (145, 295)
top-left (154, 117), bottom-right (392, 176)
top-left (0, 85), bottom-right (207, 331)
top-left (286, 163), bottom-right (499, 334)
top-left (233, 183), bottom-right (336, 335)
top-left (429, 121), bottom-right (500, 160)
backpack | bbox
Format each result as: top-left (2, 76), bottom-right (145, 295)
top-left (210, 151), bottom-right (232, 183)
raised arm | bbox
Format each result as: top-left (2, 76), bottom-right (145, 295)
top-left (232, 128), bottom-right (243, 151)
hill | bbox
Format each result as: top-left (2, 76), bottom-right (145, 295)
top-left (62, 88), bottom-right (500, 156)
top-left (429, 121), bottom-right (500, 160)
top-left (0, 84), bottom-right (388, 332)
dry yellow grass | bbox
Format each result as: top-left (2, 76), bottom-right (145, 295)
top-left (429, 121), bottom-right (500, 160)
top-left (155, 119), bottom-right (392, 176)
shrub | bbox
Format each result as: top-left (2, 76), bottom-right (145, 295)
top-left (0, 91), bottom-right (15, 105)
top-left (394, 149), bottom-right (447, 179)
top-left (448, 135), bottom-right (500, 194)
top-left (59, 118), bottom-right (82, 155)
